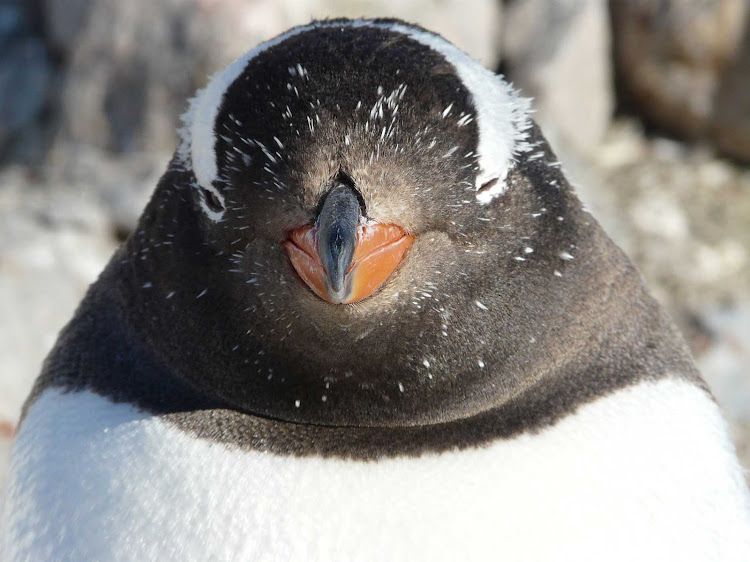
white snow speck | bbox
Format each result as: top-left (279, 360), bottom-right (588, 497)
top-left (398, 382), bottom-right (405, 393)
top-left (196, 289), bottom-right (208, 299)
top-left (423, 359), bottom-right (431, 368)
top-left (294, 399), bottom-right (301, 408)
top-left (559, 251), bottom-right (574, 261)
top-left (475, 301), bottom-right (489, 311)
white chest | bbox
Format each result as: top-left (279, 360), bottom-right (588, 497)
top-left (3, 379), bottom-right (750, 561)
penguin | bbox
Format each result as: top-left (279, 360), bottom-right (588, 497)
top-left (3, 18), bottom-right (750, 561)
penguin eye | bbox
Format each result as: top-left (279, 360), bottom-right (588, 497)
top-left (200, 186), bottom-right (226, 214)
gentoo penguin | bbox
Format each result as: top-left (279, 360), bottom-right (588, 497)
top-left (3, 19), bottom-right (750, 561)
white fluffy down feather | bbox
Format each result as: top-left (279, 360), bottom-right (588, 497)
top-left (3, 378), bottom-right (749, 561)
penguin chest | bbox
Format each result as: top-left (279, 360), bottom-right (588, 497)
top-left (4, 381), bottom-right (750, 561)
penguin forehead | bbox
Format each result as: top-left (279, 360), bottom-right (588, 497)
top-left (178, 20), bottom-right (531, 208)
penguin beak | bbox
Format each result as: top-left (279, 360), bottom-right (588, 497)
top-left (282, 185), bottom-right (414, 304)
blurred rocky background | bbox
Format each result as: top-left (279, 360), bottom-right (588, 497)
top-left (1, 0), bottom-right (749, 485)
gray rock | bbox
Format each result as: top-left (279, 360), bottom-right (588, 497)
top-left (698, 303), bottom-right (750, 422)
top-left (502, 0), bottom-right (613, 156)
top-left (45, 143), bottom-right (168, 235)
top-left (611, 0), bottom-right (749, 144)
top-left (0, 2), bottom-right (34, 48)
top-left (0, 36), bottom-right (51, 153)
top-left (712, 26), bottom-right (750, 162)
top-left (42, 0), bottom-right (93, 54)
top-left (591, 121), bottom-right (750, 320)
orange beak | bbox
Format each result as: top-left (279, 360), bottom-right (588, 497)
top-left (283, 222), bottom-right (414, 304)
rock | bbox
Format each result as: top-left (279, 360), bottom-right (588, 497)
top-left (712, 26), bottom-right (750, 162)
top-left (0, 1), bottom-right (35, 47)
top-left (501, 0), bottom-right (613, 155)
top-left (611, 0), bottom-right (749, 145)
top-left (592, 121), bottom-right (750, 322)
top-left (42, 0), bottom-right (93, 55)
top-left (54, 0), bottom-right (503, 155)
top-left (698, 303), bottom-right (750, 422)
top-left (45, 144), bottom-right (168, 235)
top-left (0, 1), bottom-right (52, 157)
top-left (0, 38), bottom-right (50, 147)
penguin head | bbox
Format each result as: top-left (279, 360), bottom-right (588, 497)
top-left (178, 19), bottom-right (530, 303)
top-left (127, 19), bottom-right (597, 426)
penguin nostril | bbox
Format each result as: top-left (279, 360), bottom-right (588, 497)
top-left (332, 170), bottom-right (367, 217)
top-left (200, 187), bottom-right (225, 214)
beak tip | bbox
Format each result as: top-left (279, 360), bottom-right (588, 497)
top-left (327, 293), bottom-right (347, 305)
top-left (326, 287), bottom-right (346, 304)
